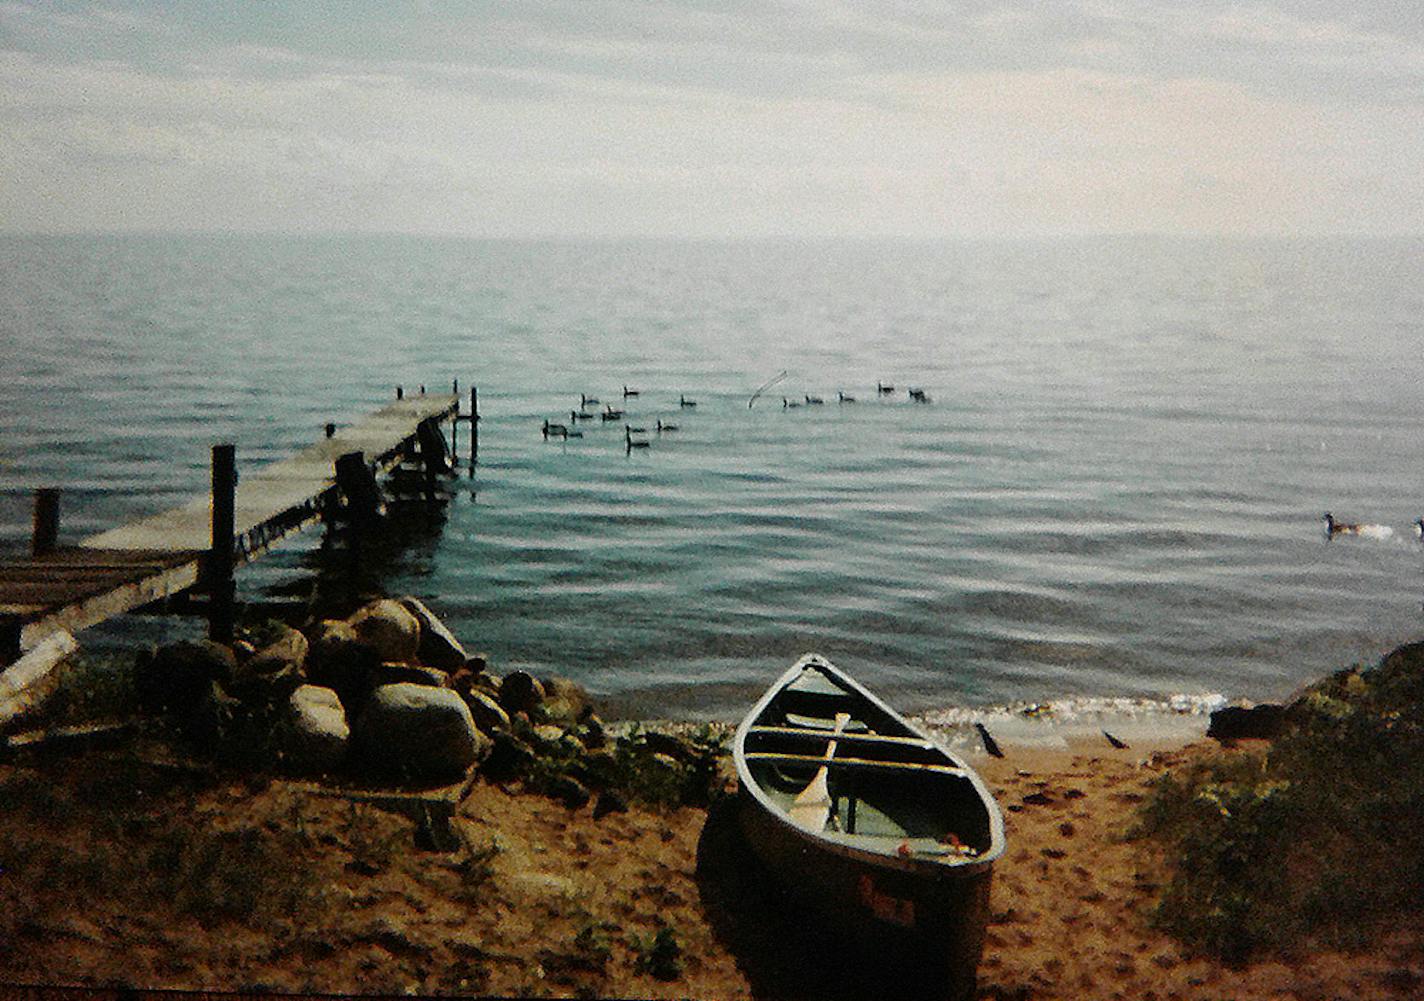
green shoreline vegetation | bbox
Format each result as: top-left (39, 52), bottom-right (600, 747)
top-left (1133, 641), bottom-right (1424, 964)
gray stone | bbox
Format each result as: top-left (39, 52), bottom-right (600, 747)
top-left (461, 688), bottom-right (511, 734)
top-left (1208, 703), bottom-right (1286, 741)
top-left (187, 679), bottom-right (242, 749)
top-left (539, 676), bottom-right (593, 726)
top-left (398, 596), bottom-right (468, 672)
top-left (547, 774), bottom-right (591, 809)
top-left (349, 599), bottom-right (421, 665)
top-left (483, 729), bottom-right (536, 781)
top-left (305, 619), bottom-right (380, 710)
top-left (593, 789), bottom-right (628, 820)
top-left (371, 662), bottom-right (450, 689)
top-left (229, 625), bottom-right (308, 704)
top-left (577, 715), bottom-right (607, 750)
top-left (640, 731), bottom-right (697, 762)
top-left (277, 684), bottom-right (349, 772)
top-left (498, 671), bottom-right (545, 716)
top-left (138, 640), bottom-right (236, 716)
top-left (355, 683), bottom-right (489, 779)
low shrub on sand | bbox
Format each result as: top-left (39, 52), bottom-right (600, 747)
top-left (1135, 642), bottom-right (1424, 963)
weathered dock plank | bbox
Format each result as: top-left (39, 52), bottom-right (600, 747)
top-left (2, 392), bottom-right (459, 660)
top-left (83, 394), bottom-right (456, 553)
top-left (2, 548), bottom-right (204, 653)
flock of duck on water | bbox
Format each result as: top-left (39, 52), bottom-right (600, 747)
top-left (781, 381), bottom-right (931, 408)
top-left (540, 386), bottom-right (697, 452)
top-left (539, 381), bottom-right (933, 452)
top-left (1323, 512), bottom-right (1424, 540)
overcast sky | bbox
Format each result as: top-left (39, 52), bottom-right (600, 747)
top-left (2, 1), bottom-right (1422, 238)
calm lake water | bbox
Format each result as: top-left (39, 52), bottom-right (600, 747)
top-left (2, 234), bottom-right (1422, 720)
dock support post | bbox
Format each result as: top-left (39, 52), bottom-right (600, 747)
top-left (334, 451), bottom-right (385, 531)
top-left (471, 386), bottom-right (479, 473)
top-left (31, 488), bottom-right (60, 557)
top-left (397, 385), bottom-right (404, 401)
top-left (325, 422), bottom-right (336, 439)
top-left (416, 417), bottom-right (451, 500)
top-left (451, 379), bottom-right (460, 461)
top-left (209, 444), bottom-right (237, 645)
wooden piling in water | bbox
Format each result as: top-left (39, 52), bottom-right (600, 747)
top-left (208, 444), bottom-right (237, 644)
top-left (334, 451), bottom-right (385, 530)
top-left (0, 617), bottom-right (20, 666)
top-left (31, 488), bottom-right (60, 558)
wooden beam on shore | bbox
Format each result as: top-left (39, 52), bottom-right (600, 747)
top-left (0, 629), bottom-right (78, 734)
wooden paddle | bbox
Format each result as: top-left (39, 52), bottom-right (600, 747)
top-left (786, 712), bottom-right (851, 830)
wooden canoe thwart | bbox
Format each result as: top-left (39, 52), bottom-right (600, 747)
top-left (733, 653), bottom-right (1006, 998)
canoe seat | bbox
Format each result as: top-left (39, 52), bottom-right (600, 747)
top-left (746, 725), bottom-right (937, 750)
top-left (743, 752), bottom-right (965, 777)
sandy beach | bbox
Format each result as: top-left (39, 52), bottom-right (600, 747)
top-left (3, 724), bottom-right (1422, 1001)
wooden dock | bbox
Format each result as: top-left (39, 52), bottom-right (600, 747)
top-left (1, 390), bottom-right (469, 662)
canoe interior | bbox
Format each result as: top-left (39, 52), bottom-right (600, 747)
top-left (743, 661), bottom-right (994, 856)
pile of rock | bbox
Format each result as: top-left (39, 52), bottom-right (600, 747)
top-left (134, 596), bottom-right (721, 808)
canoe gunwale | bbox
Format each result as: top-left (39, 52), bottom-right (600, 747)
top-left (733, 652), bottom-right (1006, 873)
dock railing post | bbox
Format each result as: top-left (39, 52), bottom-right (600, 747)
top-left (471, 386), bottom-right (479, 473)
top-left (1, 615), bottom-right (20, 666)
top-left (209, 444), bottom-right (237, 644)
top-left (31, 488), bottom-right (60, 558)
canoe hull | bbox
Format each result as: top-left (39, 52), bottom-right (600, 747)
top-left (732, 654), bottom-right (1003, 1000)
top-left (738, 790), bottom-right (991, 995)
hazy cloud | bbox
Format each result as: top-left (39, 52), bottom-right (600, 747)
top-left (1, 0), bottom-right (1421, 236)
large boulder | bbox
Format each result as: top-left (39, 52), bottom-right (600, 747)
top-left (498, 671), bottom-right (545, 716)
top-left (276, 684), bottom-right (349, 773)
top-left (398, 597), bottom-right (468, 672)
top-left (137, 640), bottom-right (236, 716)
top-left (305, 619), bottom-right (381, 711)
top-left (228, 625), bottom-right (308, 705)
top-left (461, 688), bottom-right (511, 734)
top-left (482, 729), bottom-right (536, 781)
top-left (186, 680), bottom-right (244, 752)
top-left (1208, 703), bottom-right (1287, 741)
top-left (539, 676), bottom-right (593, 726)
top-left (348, 600), bottom-right (421, 665)
top-left (354, 683), bottom-right (489, 780)
top-left (371, 663), bottom-right (450, 689)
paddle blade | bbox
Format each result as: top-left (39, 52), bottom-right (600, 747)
top-left (786, 712), bottom-right (851, 830)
